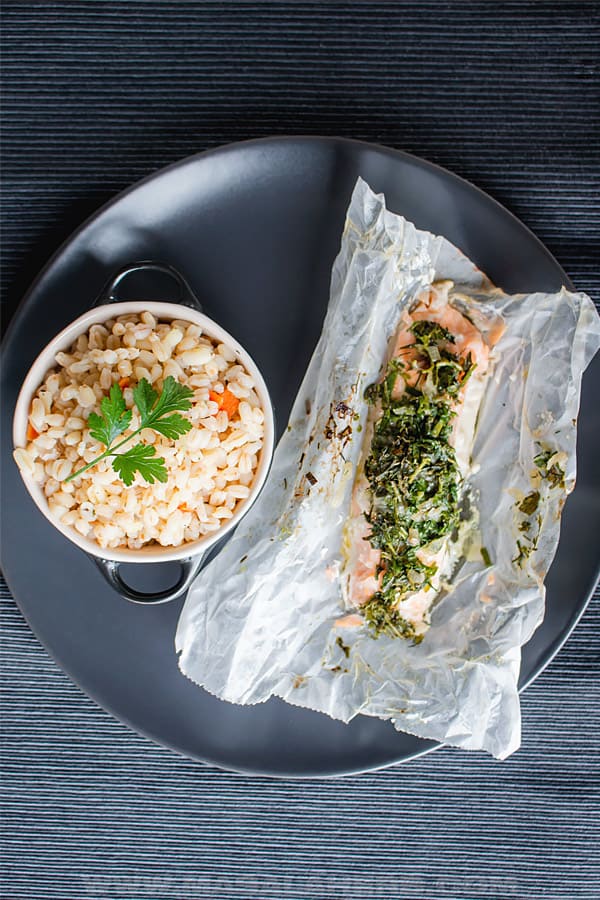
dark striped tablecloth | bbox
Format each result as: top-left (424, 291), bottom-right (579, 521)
top-left (2, 3), bottom-right (599, 899)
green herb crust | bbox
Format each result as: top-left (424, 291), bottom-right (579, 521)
top-left (361, 320), bottom-right (475, 639)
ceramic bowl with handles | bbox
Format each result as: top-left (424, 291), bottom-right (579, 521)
top-left (12, 263), bottom-right (275, 604)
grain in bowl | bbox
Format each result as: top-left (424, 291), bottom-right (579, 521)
top-left (14, 310), bottom-right (266, 551)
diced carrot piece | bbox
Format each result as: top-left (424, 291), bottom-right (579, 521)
top-left (209, 388), bottom-right (239, 418)
top-left (118, 377), bottom-right (130, 389)
top-left (27, 422), bottom-right (39, 441)
top-left (219, 389), bottom-right (240, 418)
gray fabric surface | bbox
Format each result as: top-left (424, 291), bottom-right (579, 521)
top-left (1, 2), bottom-right (599, 898)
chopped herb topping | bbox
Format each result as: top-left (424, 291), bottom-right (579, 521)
top-left (335, 636), bottom-right (350, 658)
top-left (514, 540), bottom-right (532, 567)
top-left (481, 546), bottom-right (492, 567)
top-left (518, 491), bottom-right (540, 516)
top-left (534, 448), bottom-right (566, 489)
top-left (361, 320), bottom-right (475, 638)
top-left (513, 446), bottom-right (566, 568)
top-left (513, 512), bottom-right (543, 567)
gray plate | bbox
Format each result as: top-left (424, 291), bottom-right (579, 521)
top-left (2, 137), bottom-right (599, 777)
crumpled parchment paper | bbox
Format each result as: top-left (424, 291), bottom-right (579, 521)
top-left (176, 178), bottom-right (600, 758)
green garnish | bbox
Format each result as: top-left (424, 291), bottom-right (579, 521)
top-left (518, 491), bottom-right (540, 516)
top-left (513, 446), bottom-right (566, 568)
top-left (513, 511), bottom-right (543, 568)
top-left (361, 320), bottom-right (475, 639)
top-left (480, 546), bottom-right (492, 567)
top-left (513, 539), bottom-right (532, 567)
top-left (111, 443), bottom-right (172, 486)
top-left (335, 636), bottom-right (350, 658)
top-left (534, 448), bottom-right (565, 489)
top-left (87, 382), bottom-right (132, 447)
top-left (66, 376), bottom-right (193, 486)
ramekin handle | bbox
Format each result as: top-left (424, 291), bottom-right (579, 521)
top-left (94, 261), bottom-right (203, 312)
top-left (93, 554), bottom-right (206, 604)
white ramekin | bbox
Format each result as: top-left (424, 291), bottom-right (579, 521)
top-left (12, 298), bottom-right (275, 603)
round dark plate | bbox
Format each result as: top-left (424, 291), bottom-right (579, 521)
top-left (2, 137), bottom-right (599, 777)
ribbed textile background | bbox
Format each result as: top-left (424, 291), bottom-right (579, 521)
top-left (2, 3), bottom-right (599, 899)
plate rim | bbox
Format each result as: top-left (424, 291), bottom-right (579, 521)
top-left (1, 135), bottom-right (574, 348)
top-left (2, 135), bottom-right (595, 778)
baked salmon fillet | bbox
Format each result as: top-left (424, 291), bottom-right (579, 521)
top-left (340, 281), bottom-right (495, 640)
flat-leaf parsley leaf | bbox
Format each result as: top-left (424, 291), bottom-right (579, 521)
top-left (111, 443), bottom-right (169, 487)
top-left (87, 382), bottom-right (132, 447)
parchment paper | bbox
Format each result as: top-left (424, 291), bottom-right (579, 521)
top-left (176, 179), bottom-right (600, 758)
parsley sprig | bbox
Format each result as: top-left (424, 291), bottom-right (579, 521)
top-left (65, 376), bottom-right (193, 486)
